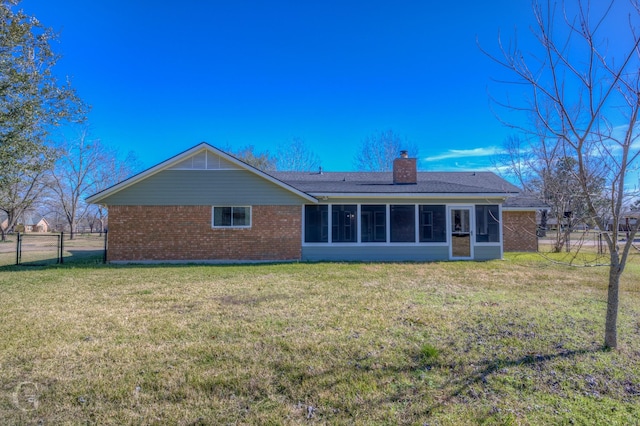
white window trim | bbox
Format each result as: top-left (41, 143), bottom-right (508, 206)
top-left (473, 204), bottom-right (502, 247)
top-left (302, 203), bottom-right (451, 246)
top-left (447, 204), bottom-right (475, 260)
top-left (211, 206), bottom-right (252, 229)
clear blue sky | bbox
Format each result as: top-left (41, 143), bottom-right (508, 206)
top-left (20, 0), bottom-right (538, 172)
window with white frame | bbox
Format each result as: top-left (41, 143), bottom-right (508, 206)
top-left (361, 205), bottom-right (386, 242)
top-left (331, 204), bottom-right (357, 243)
top-left (212, 206), bottom-right (251, 228)
top-left (390, 205), bottom-right (415, 242)
top-left (475, 205), bottom-right (499, 242)
top-left (305, 205), bottom-right (329, 242)
top-left (419, 205), bottom-right (446, 242)
top-left (303, 204), bottom-right (450, 244)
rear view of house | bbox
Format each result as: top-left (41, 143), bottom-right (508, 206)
top-left (87, 143), bottom-right (541, 263)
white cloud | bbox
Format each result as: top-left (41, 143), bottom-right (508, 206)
top-left (603, 122), bottom-right (640, 153)
top-left (423, 146), bottom-right (506, 162)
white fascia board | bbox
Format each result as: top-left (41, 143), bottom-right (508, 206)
top-left (87, 142), bottom-right (318, 205)
top-left (310, 193), bottom-right (510, 200)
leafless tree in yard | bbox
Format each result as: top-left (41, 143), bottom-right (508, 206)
top-left (0, 153), bottom-right (52, 240)
top-left (482, 0), bottom-right (640, 348)
top-left (276, 138), bottom-right (321, 171)
top-left (497, 135), bottom-right (608, 252)
top-left (48, 128), bottom-right (106, 239)
top-left (86, 148), bottom-right (142, 235)
top-left (226, 145), bottom-right (277, 171)
top-left (353, 129), bottom-right (419, 171)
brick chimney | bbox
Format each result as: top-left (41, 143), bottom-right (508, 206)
top-left (393, 151), bottom-right (417, 184)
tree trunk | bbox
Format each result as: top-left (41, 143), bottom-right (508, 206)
top-left (3, 210), bottom-right (17, 243)
top-left (539, 210), bottom-right (547, 237)
top-left (605, 257), bottom-right (622, 349)
top-left (69, 217), bottom-right (75, 240)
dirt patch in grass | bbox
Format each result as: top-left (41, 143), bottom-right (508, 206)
top-left (1, 256), bottom-right (639, 424)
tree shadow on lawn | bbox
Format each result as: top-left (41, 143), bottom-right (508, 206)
top-left (421, 345), bottom-right (608, 419)
top-left (265, 344), bottom-right (609, 423)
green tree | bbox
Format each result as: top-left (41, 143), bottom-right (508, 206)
top-left (0, 0), bottom-right (84, 240)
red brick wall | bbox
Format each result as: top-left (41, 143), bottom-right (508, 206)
top-left (107, 205), bottom-right (302, 261)
top-left (502, 211), bottom-right (538, 252)
top-left (393, 158), bottom-right (417, 184)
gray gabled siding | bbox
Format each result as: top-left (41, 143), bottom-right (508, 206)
top-left (98, 170), bottom-right (308, 206)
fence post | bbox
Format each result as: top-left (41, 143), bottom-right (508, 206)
top-left (16, 232), bottom-right (21, 265)
top-left (60, 232), bottom-right (64, 264)
top-left (103, 230), bottom-right (108, 264)
top-left (598, 233), bottom-right (603, 254)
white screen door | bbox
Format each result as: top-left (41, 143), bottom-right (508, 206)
top-left (450, 207), bottom-right (473, 259)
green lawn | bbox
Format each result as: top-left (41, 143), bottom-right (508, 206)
top-left (1, 254), bottom-right (640, 424)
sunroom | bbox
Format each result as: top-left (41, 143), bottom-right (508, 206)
top-left (300, 202), bottom-right (502, 261)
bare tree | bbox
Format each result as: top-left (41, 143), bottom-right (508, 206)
top-left (483, 0), bottom-right (640, 348)
top-left (87, 149), bottom-right (142, 235)
top-left (226, 145), bottom-right (277, 171)
top-left (353, 129), bottom-right (419, 172)
top-left (276, 138), bottom-right (321, 171)
top-left (47, 128), bottom-right (106, 239)
top-left (498, 135), bottom-right (607, 252)
top-left (0, 152), bottom-right (51, 240)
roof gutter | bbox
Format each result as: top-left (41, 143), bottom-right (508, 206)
top-left (309, 192), bottom-right (515, 199)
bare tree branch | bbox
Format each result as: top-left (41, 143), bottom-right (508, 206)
top-left (483, 0), bottom-right (640, 349)
top-left (353, 129), bottom-right (419, 171)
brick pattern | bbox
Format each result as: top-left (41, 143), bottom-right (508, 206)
top-left (502, 211), bottom-right (538, 252)
top-left (393, 158), bottom-right (417, 184)
top-left (107, 205), bottom-right (302, 261)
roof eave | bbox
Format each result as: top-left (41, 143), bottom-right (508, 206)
top-left (87, 143), bottom-right (318, 205)
top-left (309, 192), bottom-right (515, 199)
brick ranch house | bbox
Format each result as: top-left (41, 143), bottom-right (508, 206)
top-left (87, 143), bottom-right (544, 263)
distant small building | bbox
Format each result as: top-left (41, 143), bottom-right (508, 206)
top-left (606, 213), bottom-right (639, 232)
top-left (1, 212), bottom-right (50, 233)
top-left (24, 217), bottom-right (50, 233)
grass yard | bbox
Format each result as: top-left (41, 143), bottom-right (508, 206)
top-left (1, 254), bottom-right (640, 424)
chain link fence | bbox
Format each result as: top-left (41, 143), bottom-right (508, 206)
top-left (538, 229), bottom-right (640, 254)
top-left (0, 232), bottom-right (107, 267)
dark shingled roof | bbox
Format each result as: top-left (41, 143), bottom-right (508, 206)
top-left (502, 194), bottom-right (549, 209)
top-left (269, 171), bottom-right (522, 195)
